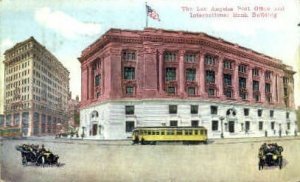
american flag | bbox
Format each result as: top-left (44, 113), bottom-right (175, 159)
top-left (146, 5), bottom-right (160, 21)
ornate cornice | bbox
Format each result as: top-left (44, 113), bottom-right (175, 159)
top-left (79, 28), bottom-right (292, 73)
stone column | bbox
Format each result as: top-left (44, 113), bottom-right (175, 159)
top-left (39, 112), bottom-right (42, 136)
top-left (271, 73), bottom-right (276, 103)
top-left (199, 53), bottom-right (205, 96)
top-left (246, 66), bottom-right (253, 102)
top-left (260, 69), bottom-right (265, 103)
top-left (179, 50), bottom-right (185, 97)
top-left (158, 49), bottom-right (164, 94)
top-left (217, 56), bottom-right (224, 98)
top-left (277, 75), bottom-right (284, 106)
top-left (233, 61), bottom-right (239, 100)
top-left (88, 64), bottom-right (94, 100)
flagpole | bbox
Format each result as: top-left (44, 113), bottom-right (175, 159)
top-left (145, 2), bottom-right (148, 28)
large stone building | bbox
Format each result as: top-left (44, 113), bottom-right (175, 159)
top-left (2, 37), bottom-right (70, 136)
top-left (79, 28), bottom-right (297, 139)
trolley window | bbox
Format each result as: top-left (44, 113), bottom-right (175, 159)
top-left (156, 131), bottom-right (159, 135)
top-left (177, 130), bottom-right (183, 135)
top-left (152, 130), bottom-right (156, 135)
top-left (194, 130), bottom-right (198, 135)
top-left (200, 130), bottom-right (204, 135)
top-left (147, 131), bottom-right (151, 135)
top-left (161, 131), bottom-right (165, 135)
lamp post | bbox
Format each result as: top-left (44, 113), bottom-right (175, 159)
top-left (220, 116), bottom-right (225, 138)
top-left (81, 126), bottom-right (85, 139)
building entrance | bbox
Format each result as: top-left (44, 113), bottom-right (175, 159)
top-left (92, 124), bottom-right (98, 136)
top-left (229, 121), bottom-right (235, 133)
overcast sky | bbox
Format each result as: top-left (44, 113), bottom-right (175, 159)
top-left (0, 0), bottom-right (299, 110)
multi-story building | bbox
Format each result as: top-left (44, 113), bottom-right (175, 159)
top-left (79, 28), bottom-right (297, 139)
top-left (67, 93), bottom-right (80, 128)
top-left (3, 37), bottom-right (70, 137)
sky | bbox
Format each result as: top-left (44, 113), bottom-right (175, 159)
top-left (0, 0), bottom-right (299, 113)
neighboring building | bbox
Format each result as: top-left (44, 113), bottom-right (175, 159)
top-left (79, 28), bottom-right (297, 139)
top-left (0, 114), bottom-right (4, 127)
top-left (67, 93), bottom-right (80, 128)
top-left (3, 37), bottom-right (70, 136)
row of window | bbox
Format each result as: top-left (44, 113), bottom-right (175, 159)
top-left (124, 105), bottom-right (290, 118)
top-left (125, 120), bottom-right (291, 133)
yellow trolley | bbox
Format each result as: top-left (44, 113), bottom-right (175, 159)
top-left (132, 126), bottom-right (208, 145)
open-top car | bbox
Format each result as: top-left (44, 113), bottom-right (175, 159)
top-left (258, 143), bottom-right (283, 170)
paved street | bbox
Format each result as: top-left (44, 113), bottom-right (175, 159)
top-left (1, 137), bottom-right (300, 182)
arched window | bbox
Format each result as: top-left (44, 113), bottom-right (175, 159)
top-left (91, 111), bottom-right (99, 118)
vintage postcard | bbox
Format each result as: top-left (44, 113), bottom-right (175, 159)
top-left (0, 0), bottom-right (300, 181)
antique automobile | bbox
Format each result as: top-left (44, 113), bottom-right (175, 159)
top-left (15, 144), bottom-right (60, 167)
top-left (258, 143), bottom-right (283, 170)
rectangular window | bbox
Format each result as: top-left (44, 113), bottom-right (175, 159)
top-left (122, 51), bottom-right (136, 61)
top-left (238, 64), bottom-right (247, 73)
top-left (265, 83), bottom-right (271, 93)
top-left (259, 121), bottom-right (263, 131)
top-left (170, 120), bottom-right (178, 126)
top-left (126, 86), bottom-right (134, 95)
top-left (265, 71), bottom-right (271, 80)
top-left (284, 88), bottom-right (288, 97)
top-left (287, 122), bottom-right (290, 130)
top-left (205, 70), bottom-right (215, 83)
top-left (191, 120), bottom-right (199, 127)
top-left (286, 112), bottom-right (289, 119)
top-left (252, 68), bottom-right (259, 76)
top-left (191, 105), bottom-right (198, 114)
top-left (258, 109), bottom-right (263, 117)
top-left (208, 88), bottom-right (215, 96)
top-left (223, 60), bottom-right (232, 69)
top-left (165, 68), bottom-right (176, 81)
top-left (186, 69), bottom-right (196, 81)
top-left (283, 77), bottom-right (289, 84)
top-left (167, 87), bottom-right (176, 94)
top-left (124, 67), bottom-right (135, 80)
top-left (164, 52), bottom-right (177, 62)
top-left (253, 81), bottom-right (259, 91)
top-left (205, 55), bottom-right (216, 65)
top-left (211, 106), bottom-right (218, 115)
top-left (169, 105), bottom-right (177, 114)
top-left (270, 110), bottom-right (274, 118)
top-left (125, 105), bottom-right (134, 115)
top-left (212, 120), bottom-right (218, 131)
top-left (95, 75), bottom-right (100, 86)
top-left (223, 74), bottom-right (232, 86)
top-left (224, 89), bottom-right (232, 99)
top-left (239, 77), bottom-right (246, 89)
top-left (187, 87), bottom-right (195, 96)
top-left (184, 53), bottom-right (196, 63)
top-left (244, 108), bottom-right (249, 116)
top-left (245, 121), bottom-right (250, 131)
top-left (125, 121), bottom-right (135, 132)
top-left (271, 122), bottom-right (275, 130)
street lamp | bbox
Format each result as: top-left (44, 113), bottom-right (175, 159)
top-left (81, 126), bottom-right (85, 139)
top-left (220, 116), bottom-right (225, 138)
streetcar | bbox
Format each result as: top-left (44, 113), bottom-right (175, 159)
top-left (132, 126), bottom-right (208, 145)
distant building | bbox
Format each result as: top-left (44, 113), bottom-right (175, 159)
top-left (79, 28), bottom-right (296, 139)
top-left (67, 93), bottom-right (80, 128)
top-left (3, 37), bottom-right (70, 136)
top-left (0, 114), bottom-right (4, 127)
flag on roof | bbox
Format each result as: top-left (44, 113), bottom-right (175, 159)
top-left (146, 5), bottom-right (160, 21)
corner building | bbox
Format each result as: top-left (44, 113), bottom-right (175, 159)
top-left (3, 37), bottom-right (69, 136)
top-left (79, 28), bottom-right (296, 139)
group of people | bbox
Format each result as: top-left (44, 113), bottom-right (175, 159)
top-left (259, 143), bottom-right (283, 155)
top-left (21, 144), bottom-right (50, 157)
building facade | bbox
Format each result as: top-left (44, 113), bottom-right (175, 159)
top-left (79, 28), bottom-right (297, 139)
top-left (2, 37), bottom-right (70, 136)
top-left (67, 93), bottom-right (80, 128)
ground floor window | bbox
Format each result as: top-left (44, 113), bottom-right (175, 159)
top-left (191, 120), bottom-right (199, 127)
top-left (245, 121), bottom-right (250, 132)
top-left (170, 120), bottom-right (178, 126)
top-left (212, 120), bottom-right (218, 131)
top-left (287, 122), bottom-right (290, 130)
top-left (271, 121), bottom-right (275, 130)
top-left (259, 121), bottom-right (263, 131)
top-left (125, 121), bottom-right (135, 132)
